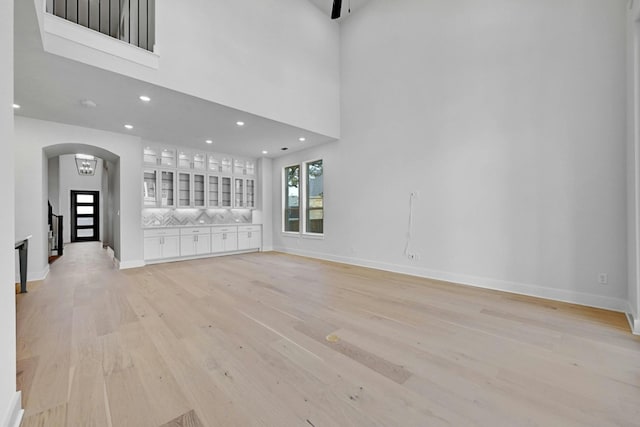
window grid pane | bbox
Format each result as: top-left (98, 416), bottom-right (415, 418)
top-left (284, 165), bottom-right (300, 232)
top-left (305, 160), bottom-right (323, 234)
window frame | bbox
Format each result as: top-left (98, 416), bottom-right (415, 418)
top-left (282, 159), bottom-right (324, 238)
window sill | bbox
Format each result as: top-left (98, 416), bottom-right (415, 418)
top-left (302, 233), bottom-right (324, 240)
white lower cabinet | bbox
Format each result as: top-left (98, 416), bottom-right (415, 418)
top-left (180, 227), bottom-right (211, 257)
top-left (144, 228), bottom-right (180, 260)
top-left (212, 226), bottom-right (238, 253)
top-left (144, 225), bottom-right (261, 262)
top-left (237, 225), bottom-right (262, 250)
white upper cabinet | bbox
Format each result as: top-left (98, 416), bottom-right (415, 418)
top-left (144, 146), bottom-right (176, 167)
top-left (234, 158), bottom-right (256, 176)
top-left (144, 169), bottom-right (176, 208)
top-left (143, 146), bottom-right (257, 210)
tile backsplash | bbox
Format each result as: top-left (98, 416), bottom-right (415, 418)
top-left (142, 209), bottom-right (252, 227)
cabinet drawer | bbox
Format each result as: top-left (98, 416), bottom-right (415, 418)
top-left (180, 227), bottom-right (211, 236)
top-left (144, 228), bottom-right (180, 237)
top-left (237, 225), bottom-right (261, 233)
top-left (211, 226), bottom-right (238, 234)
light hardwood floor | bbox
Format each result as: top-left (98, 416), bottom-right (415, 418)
top-left (16, 242), bottom-right (640, 426)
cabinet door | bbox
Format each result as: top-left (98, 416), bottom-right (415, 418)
top-left (224, 232), bottom-right (238, 251)
top-left (195, 234), bottom-right (211, 254)
top-left (211, 233), bottom-right (225, 253)
top-left (220, 157), bottom-right (233, 174)
top-left (249, 230), bottom-right (262, 249)
top-left (143, 147), bottom-right (160, 166)
top-left (246, 179), bottom-right (256, 209)
top-left (144, 237), bottom-right (163, 260)
top-left (245, 160), bottom-right (256, 176)
top-left (177, 172), bottom-right (191, 207)
top-left (159, 148), bottom-right (176, 167)
top-left (208, 175), bottom-right (219, 207)
top-left (237, 231), bottom-right (250, 250)
top-left (208, 154), bottom-right (221, 173)
top-left (221, 177), bottom-right (232, 208)
top-left (162, 236), bottom-right (181, 258)
top-left (159, 170), bottom-right (175, 207)
top-left (180, 235), bottom-right (196, 257)
top-left (177, 150), bottom-right (191, 169)
top-left (193, 153), bottom-right (206, 170)
top-left (193, 173), bottom-right (206, 208)
top-left (143, 170), bottom-right (158, 207)
top-left (234, 178), bottom-right (244, 208)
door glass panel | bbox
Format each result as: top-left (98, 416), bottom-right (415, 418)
top-left (77, 206), bottom-right (94, 215)
top-left (194, 174), bottom-right (205, 207)
top-left (208, 176), bottom-right (219, 206)
top-left (161, 171), bottom-right (174, 207)
top-left (221, 177), bottom-right (231, 207)
top-left (144, 170), bottom-right (157, 206)
top-left (77, 194), bottom-right (94, 203)
top-left (77, 229), bottom-right (94, 238)
top-left (178, 173), bottom-right (190, 206)
top-left (77, 217), bottom-right (94, 226)
top-left (235, 178), bottom-right (244, 208)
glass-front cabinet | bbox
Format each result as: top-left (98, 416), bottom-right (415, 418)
top-left (231, 178), bottom-right (256, 209)
top-left (246, 178), bottom-right (256, 209)
top-left (234, 178), bottom-right (244, 208)
top-left (143, 170), bottom-right (158, 206)
top-left (221, 177), bottom-right (232, 208)
top-left (208, 175), bottom-right (219, 207)
top-left (159, 170), bottom-right (175, 207)
top-left (233, 158), bottom-right (256, 176)
top-left (193, 173), bottom-right (206, 208)
top-left (178, 172), bottom-right (191, 207)
top-left (143, 147), bottom-right (257, 210)
top-left (144, 146), bottom-right (176, 167)
top-left (144, 169), bottom-right (176, 207)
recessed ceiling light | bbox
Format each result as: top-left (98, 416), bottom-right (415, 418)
top-left (124, 124), bottom-right (134, 130)
top-left (206, 139), bottom-right (213, 144)
top-left (80, 99), bottom-right (97, 108)
top-left (299, 137), bottom-right (306, 142)
top-left (12, 104), bottom-right (20, 109)
top-left (262, 150), bottom-right (268, 154)
top-left (139, 95), bottom-right (151, 102)
top-left (236, 121), bottom-right (245, 127)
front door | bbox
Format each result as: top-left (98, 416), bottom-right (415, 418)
top-left (71, 190), bottom-right (99, 242)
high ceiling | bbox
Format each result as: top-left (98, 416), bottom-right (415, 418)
top-left (13, 1), bottom-right (338, 159)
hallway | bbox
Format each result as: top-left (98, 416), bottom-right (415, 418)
top-left (15, 243), bottom-right (640, 426)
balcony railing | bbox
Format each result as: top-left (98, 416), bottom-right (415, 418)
top-left (46, 0), bottom-right (155, 52)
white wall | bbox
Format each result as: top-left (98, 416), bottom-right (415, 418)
top-left (39, 0), bottom-right (341, 138)
top-left (14, 117), bottom-right (145, 278)
top-left (627, 0), bottom-right (640, 332)
top-left (273, 0), bottom-right (629, 312)
top-left (255, 157), bottom-right (273, 251)
top-left (57, 154), bottom-right (104, 244)
top-left (47, 156), bottom-right (59, 213)
top-left (0, 0), bottom-right (19, 424)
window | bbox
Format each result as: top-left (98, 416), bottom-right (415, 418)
top-left (306, 160), bottom-right (323, 234)
top-left (284, 165), bottom-right (300, 232)
top-left (283, 159), bottom-right (323, 236)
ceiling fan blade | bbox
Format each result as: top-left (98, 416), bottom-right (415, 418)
top-left (331, 0), bottom-right (342, 19)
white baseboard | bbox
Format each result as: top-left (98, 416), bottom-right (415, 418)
top-left (626, 306), bottom-right (640, 335)
top-left (274, 246), bottom-right (630, 314)
top-left (115, 258), bottom-right (146, 270)
top-left (1, 391), bottom-right (23, 427)
top-left (29, 265), bottom-right (49, 281)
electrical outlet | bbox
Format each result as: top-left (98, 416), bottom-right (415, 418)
top-left (598, 273), bottom-right (608, 285)
top-left (408, 253), bottom-right (416, 260)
